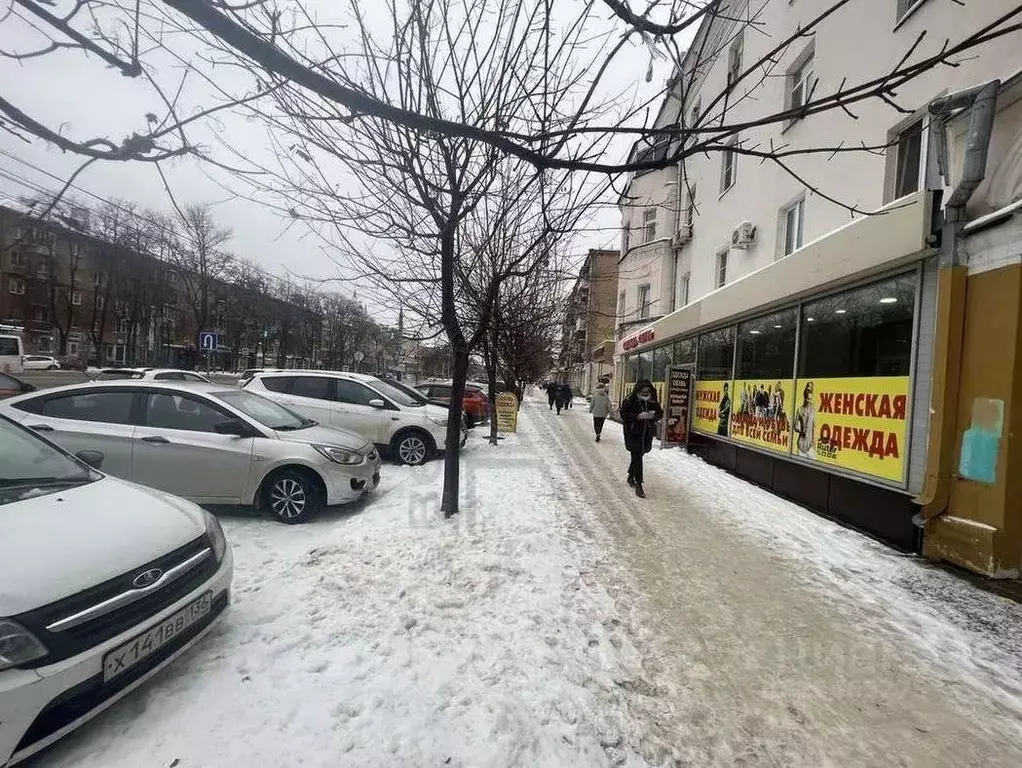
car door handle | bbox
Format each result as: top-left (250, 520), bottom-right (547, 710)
top-left (27, 424), bottom-right (53, 432)
top-left (140, 435), bottom-right (170, 444)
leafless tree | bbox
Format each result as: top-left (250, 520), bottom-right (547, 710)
top-left (170, 202), bottom-right (234, 351)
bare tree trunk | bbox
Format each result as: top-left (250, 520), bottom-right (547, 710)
top-left (440, 344), bottom-right (470, 518)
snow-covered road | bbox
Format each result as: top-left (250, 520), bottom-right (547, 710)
top-left (34, 392), bottom-right (1022, 767)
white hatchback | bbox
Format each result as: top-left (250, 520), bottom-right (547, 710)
top-left (243, 371), bottom-right (457, 465)
top-left (20, 356), bottom-right (60, 371)
top-left (0, 413), bottom-right (233, 766)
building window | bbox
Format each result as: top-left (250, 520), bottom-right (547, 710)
top-left (622, 225), bottom-right (631, 253)
top-left (117, 318), bottom-right (129, 334)
top-left (38, 337), bottom-right (53, 354)
top-left (679, 273), bottom-right (691, 306)
top-left (637, 284), bottom-right (652, 319)
top-left (697, 326), bottom-right (734, 381)
top-left (10, 251), bottom-right (24, 267)
top-left (93, 273), bottom-right (103, 288)
top-left (690, 98), bottom-right (702, 128)
top-left (737, 308), bottom-right (798, 381)
top-left (7, 308), bottom-right (21, 321)
top-left (798, 272), bottom-right (917, 378)
top-left (782, 198), bottom-right (805, 256)
top-left (71, 290), bottom-right (82, 306)
top-left (720, 143), bottom-right (737, 193)
top-left (9, 277), bottom-right (25, 295)
top-left (168, 271), bottom-right (178, 284)
top-left (643, 208), bottom-right (657, 243)
top-left (674, 337), bottom-right (696, 365)
top-left (789, 56), bottom-right (815, 112)
top-left (37, 263), bottom-right (49, 279)
top-left (894, 119), bottom-right (924, 199)
top-left (727, 34), bottom-right (743, 86)
top-left (685, 184), bottom-right (697, 229)
top-left (33, 307), bottom-right (47, 322)
top-left (715, 250), bottom-right (728, 288)
top-left (68, 341), bottom-right (79, 355)
top-left (618, 290), bottom-right (626, 319)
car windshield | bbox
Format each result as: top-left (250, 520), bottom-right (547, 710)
top-left (96, 370), bottom-right (142, 381)
top-left (214, 389), bottom-right (315, 431)
top-left (368, 378), bottom-right (423, 407)
top-left (0, 415), bottom-right (95, 503)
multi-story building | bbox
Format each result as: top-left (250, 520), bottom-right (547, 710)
top-left (612, 1), bottom-right (1022, 575)
top-left (558, 249), bottom-right (618, 395)
top-left (0, 203), bottom-right (322, 369)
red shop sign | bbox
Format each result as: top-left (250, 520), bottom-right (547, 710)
top-left (623, 329), bottom-right (655, 351)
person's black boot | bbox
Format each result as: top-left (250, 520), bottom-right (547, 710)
top-left (595, 434), bottom-right (601, 442)
top-left (627, 475), bottom-right (635, 487)
top-left (635, 483), bottom-right (646, 499)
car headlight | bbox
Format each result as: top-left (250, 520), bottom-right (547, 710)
top-left (0, 619), bottom-right (48, 671)
top-left (204, 510), bottom-right (228, 564)
top-left (313, 444), bottom-right (364, 465)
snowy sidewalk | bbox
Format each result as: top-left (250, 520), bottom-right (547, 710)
top-left (540, 396), bottom-right (1022, 766)
top-left (34, 394), bottom-right (1022, 767)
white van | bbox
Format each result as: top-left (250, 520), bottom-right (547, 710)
top-left (0, 334), bottom-right (24, 374)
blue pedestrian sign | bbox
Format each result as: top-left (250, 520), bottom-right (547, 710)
top-left (199, 332), bottom-right (218, 351)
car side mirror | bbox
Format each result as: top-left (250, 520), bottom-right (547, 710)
top-left (22, 382), bottom-right (36, 393)
top-left (214, 419), bottom-right (250, 437)
top-left (75, 450), bottom-right (105, 470)
top-left (368, 398), bottom-right (387, 409)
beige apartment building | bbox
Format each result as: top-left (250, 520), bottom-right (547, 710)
top-left (613, 0), bottom-right (1022, 576)
top-left (558, 249), bottom-right (619, 395)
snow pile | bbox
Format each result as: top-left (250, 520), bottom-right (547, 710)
top-left (40, 425), bottom-right (677, 767)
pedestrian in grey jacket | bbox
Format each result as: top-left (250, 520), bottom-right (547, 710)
top-left (589, 384), bottom-right (612, 442)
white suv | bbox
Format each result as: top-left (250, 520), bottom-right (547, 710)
top-left (243, 371), bottom-right (455, 465)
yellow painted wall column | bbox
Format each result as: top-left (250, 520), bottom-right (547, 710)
top-left (923, 264), bottom-right (1022, 577)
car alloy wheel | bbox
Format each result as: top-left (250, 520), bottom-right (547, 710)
top-left (263, 469), bottom-right (321, 524)
top-left (397, 433), bottom-right (429, 466)
top-left (271, 477), bottom-right (306, 519)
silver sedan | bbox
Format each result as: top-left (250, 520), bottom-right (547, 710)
top-left (0, 381), bottom-right (382, 524)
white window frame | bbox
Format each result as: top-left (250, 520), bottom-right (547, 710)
top-left (893, 117), bottom-right (926, 200)
top-left (782, 197), bottom-right (806, 256)
top-left (117, 317), bottom-right (129, 334)
top-left (38, 337), bottom-right (53, 354)
top-left (622, 225), bottom-right (631, 253)
top-left (71, 290), bottom-right (82, 306)
top-left (715, 250), bottom-right (729, 289)
top-left (727, 34), bottom-right (743, 87)
top-left (10, 251), bottom-right (24, 267)
top-left (637, 284), bottom-right (652, 319)
top-left (37, 262), bottom-right (49, 278)
top-left (642, 208), bottom-right (657, 243)
top-left (789, 55), bottom-right (816, 113)
top-left (679, 273), bottom-right (691, 306)
top-left (720, 143), bottom-right (737, 194)
top-left (685, 183), bottom-right (697, 229)
top-left (618, 290), bottom-right (626, 318)
top-left (9, 277), bottom-right (25, 296)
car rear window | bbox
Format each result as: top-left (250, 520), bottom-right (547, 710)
top-left (260, 376), bottom-right (290, 393)
top-left (0, 337), bottom-right (19, 355)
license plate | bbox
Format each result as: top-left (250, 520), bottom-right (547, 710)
top-left (103, 592), bottom-right (212, 682)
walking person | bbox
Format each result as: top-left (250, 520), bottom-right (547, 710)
top-left (589, 383), bottom-right (611, 442)
top-left (547, 382), bottom-right (557, 411)
top-left (565, 382), bottom-right (574, 409)
top-left (619, 379), bottom-right (664, 498)
top-left (555, 381), bottom-right (567, 415)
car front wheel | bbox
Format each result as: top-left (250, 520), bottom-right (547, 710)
top-left (392, 430), bottom-right (434, 466)
top-left (261, 468), bottom-right (322, 524)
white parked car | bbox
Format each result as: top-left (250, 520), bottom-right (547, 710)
top-left (0, 381), bottom-right (382, 523)
top-left (91, 368), bottom-right (212, 383)
top-left (20, 355), bottom-right (60, 371)
top-left (0, 412), bottom-right (233, 766)
top-left (242, 370), bottom-right (458, 466)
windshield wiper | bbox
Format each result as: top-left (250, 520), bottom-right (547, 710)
top-left (275, 419), bottom-right (317, 431)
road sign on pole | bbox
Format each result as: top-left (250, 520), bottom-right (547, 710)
top-left (199, 332), bottom-right (218, 351)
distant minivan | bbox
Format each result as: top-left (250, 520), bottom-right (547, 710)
top-left (0, 334), bottom-right (24, 374)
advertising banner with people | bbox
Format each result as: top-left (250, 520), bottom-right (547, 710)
top-left (663, 366), bottom-right (692, 447)
top-left (692, 380), bottom-right (732, 437)
top-left (729, 379), bottom-right (794, 454)
top-left (790, 376), bottom-right (911, 483)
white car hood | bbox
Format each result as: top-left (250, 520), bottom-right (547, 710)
top-left (273, 423), bottom-right (371, 452)
top-left (0, 476), bottom-right (207, 616)
top-left (425, 404), bottom-right (449, 422)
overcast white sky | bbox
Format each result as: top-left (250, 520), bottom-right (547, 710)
top-left (0, 0), bottom-right (677, 323)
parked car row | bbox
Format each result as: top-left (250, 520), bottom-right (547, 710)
top-left (0, 412), bottom-right (234, 766)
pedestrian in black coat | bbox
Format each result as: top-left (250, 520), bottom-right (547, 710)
top-left (619, 380), bottom-right (664, 498)
top-left (547, 382), bottom-right (557, 410)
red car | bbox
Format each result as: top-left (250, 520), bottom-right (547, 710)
top-left (416, 382), bottom-right (491, 427)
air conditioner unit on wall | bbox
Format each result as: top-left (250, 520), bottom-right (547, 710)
top-left (672, 225), bottom-right (692, 247)
top-left (731, 221), bottom-right (757, 249)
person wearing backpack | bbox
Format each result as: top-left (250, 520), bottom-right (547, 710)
top-left (619, 380), bottom-right (664, 498)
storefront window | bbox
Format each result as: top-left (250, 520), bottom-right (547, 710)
top-left (674, 337), bottom-right (696, 365)
top-left (697, 327), bottom-right (734, 380)
top-left (736, 308), bottom-right (797, 379)
top-left (651, 346), bottom-right (669, 382)
top-left (626, 354), bottom-right (639, 384)
top-left (798, 273), bottom-right (916, 378)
